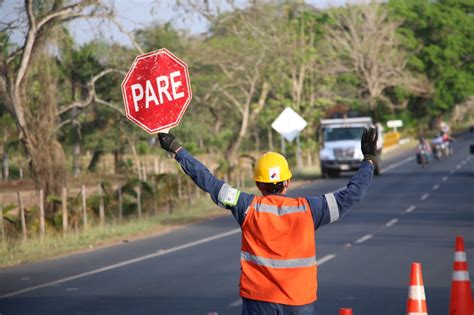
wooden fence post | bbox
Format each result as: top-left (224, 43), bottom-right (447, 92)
top-left (0, 204), bottom-right (5, 245)
top-left (98, 183), bottom-right (105, 226)
top-left (118, 186), bottom-right (123, 223)
top-left (168, 176), bottom-right (174, 214)
top-left (17, 191), bottom-right (27, 240)
top-left (62, 187), bottom-right (68, 233)
top-left (194, 184), bottom-right (200, 198)
top-left (135, 186), bottom-right (142, 219)
top-left (152, 179), bottom-right (158, 215)
top-left (159, 159), bottom-right (164, 174)
top-left (39, 189), bottom-right (45, 238)
top-left (154, 157), bottom-right (159, 174)
top-left (186, 179), bottom-right (192, 205)
top-left (81, 185), bottom-right (88, 230)
top-left (177, 176), bottom-right (183, 199)
top-left (142, 164), bottom-right (148, 182)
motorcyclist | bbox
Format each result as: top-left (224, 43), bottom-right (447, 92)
top-left (416, 136), bottom-right (431, 165)
top-left (431, 133), bottom-right (445, 160)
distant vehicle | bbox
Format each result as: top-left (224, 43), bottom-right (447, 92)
top-left (432, 133), bottom-right (453, 160)
top-left (319, 117), bottom-right (383, 177)
top-left (415, 140), bottom-right (431, 167)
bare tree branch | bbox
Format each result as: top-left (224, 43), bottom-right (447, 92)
top-left (36, 3), bottom-right (84, 30)
top-left (324, 3), bottom-right (428, 110)
top-left (58, 68), bottom-right (125, 115)
top-left (111, 18), bottom-right (144, 55)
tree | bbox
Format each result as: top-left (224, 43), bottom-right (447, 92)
top-left (387, 0), bottom-right (474, 116)
top-left (0, 1), bottom-right (114, 216)
top-left (323, 3), bottom-right (431, 113)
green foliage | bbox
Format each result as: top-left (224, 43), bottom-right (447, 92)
top-left (1, 204), bottom-right (17, 225)
top-left (388, 0), bottom-right (474, 115)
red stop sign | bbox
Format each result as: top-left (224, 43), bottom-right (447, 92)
top-left (121, 49), bottom-right (192, 133)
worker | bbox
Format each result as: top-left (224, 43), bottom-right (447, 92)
top-left (157, 127), bottom-right (377, 315)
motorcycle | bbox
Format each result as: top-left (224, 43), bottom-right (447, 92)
top-left (442, 134), bottom-right (454, 156)
top-left (432, 137), bottom-right (445, 160)
top-left (416, 143), bottom-right (430, 167)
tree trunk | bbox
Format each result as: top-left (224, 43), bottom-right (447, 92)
top-left (224, 81), bottom-right (270, 167)
top-left (25, 132), bottom-right (67, 217)
top-left (267, 128), bottom-right (274, 152)
top-left (113, 150), bottom-right (121, 174)
top-left (225, 107), bottom-right (249, 167)
top-left (87, 149), bottom-right (103, 172)
top-left (72, 143), bottom-right (81, 177)
top-left (253, 130), bottom-right (260, 153)
top-left (2, 151), bottom-right (9, 181)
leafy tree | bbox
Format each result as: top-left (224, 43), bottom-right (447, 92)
top-left (387, 0), bottom-right (474, 116)
top-left (0, 1), bottom-right (118, 217)
top-left (323, 3), bottom-right (431, 117)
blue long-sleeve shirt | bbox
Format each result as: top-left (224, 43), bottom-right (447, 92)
top-left (175, 148), bottom-right (373, 229)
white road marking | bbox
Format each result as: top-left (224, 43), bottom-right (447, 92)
top-left (405, 205), bottom-right (416, 213)
top-left (20, 277), bottom-right (30, 281)
top-left (456, 165), bottom-right (461, 169)
top-left (317, 254), bottom-right (336, 266)
top-left (229, 299), bottom-right (243, 308)
top-left (355, 234), bottom-right (373, 244)
top-left (442, 176), bottom-right (448, 182)
top-left (450, 170), bottom-right (455, 174)
top-left (0, 228), bottom-right (242, 299)
top-left (432, 184), bottom-right (440, 191)
top-left (385, 219), bottom-right (399, 227)
top-left (420, 193), bottom-right (429, 201)
top-left (380, 157), bottom-right (414, 174)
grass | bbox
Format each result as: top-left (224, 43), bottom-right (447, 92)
top-left (0, 196), bottom-right (225, 268)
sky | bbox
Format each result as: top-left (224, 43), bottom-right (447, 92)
top-left (0, 0), bottom-right (352, 47)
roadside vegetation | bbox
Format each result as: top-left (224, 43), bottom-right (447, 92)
top-left (0, 195), bottom-right (223, 267)
top-left (0, 0), bottom-right (472, 265)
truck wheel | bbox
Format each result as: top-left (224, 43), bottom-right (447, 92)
top-left (321, 167), bottom-right (329, 178)
top-left (328, 170), bottom-right (340, 178)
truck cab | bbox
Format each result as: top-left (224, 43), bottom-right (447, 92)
top-left (319, 117), bottom-right (383, 177)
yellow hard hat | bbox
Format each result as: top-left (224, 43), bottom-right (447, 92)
top-left (253, 152), bottom-right (292, 183)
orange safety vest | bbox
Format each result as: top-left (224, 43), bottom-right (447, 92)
top-left (240, 194), bottom-right (317, 305)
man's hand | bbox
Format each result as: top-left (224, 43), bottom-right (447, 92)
top-left (158, 133), bottom-right (182, 154)
top-left (361, 127), bottom-right (378, 163)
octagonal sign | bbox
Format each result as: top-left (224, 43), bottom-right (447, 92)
top-left (121, 49), bottom-right (192, 133)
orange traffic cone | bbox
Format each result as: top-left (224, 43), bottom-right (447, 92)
top-left (449, 236), bottom-right (474, 315)
top-left (339, 308), bottom-right (353, 315)
top-left (407, 262), bottom-right (428, 315)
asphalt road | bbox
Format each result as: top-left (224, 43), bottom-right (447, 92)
top-left (1, 133), bottom-right (473, 315)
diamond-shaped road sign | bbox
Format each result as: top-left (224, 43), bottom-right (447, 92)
top-left (271, 107), bottom-right (308, 142)
top-left (121, 49), bottom-right (192, 134)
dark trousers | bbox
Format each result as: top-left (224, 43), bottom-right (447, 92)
top-left (242, 297), bottom-right (315, 315)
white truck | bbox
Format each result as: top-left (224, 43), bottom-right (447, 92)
top-left (319, 117), bottom-right (383, 177)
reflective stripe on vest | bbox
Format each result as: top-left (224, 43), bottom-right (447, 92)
top-left (241, 251), bottom-right (316, 269)
top-left (255, 203), bottom-right (307, 216)
top-left (240, 195), bottom-right (317, 306)
top-left (324, 193), bottom-right (339, 223)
